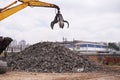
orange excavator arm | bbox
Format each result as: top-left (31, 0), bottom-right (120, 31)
top-left (0, 0), bottom-right (59, 21)
top-left (0, 0), bottom-right (69, 29)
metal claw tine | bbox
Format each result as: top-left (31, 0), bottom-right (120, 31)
top-left (57, 13), bottom-right (65, 28)
top-left (50, 13), bottom-right (59, 29)
top-left (50, 20), bottom-right (58, 29)
top-left (50, 21), bottom-right (54, 29)
top-left (59, 21), bottom-right (64, 28)
top-left (58, 13), bottom-right (69, 28)
top-left (64, 20), bottom-right (69, 28)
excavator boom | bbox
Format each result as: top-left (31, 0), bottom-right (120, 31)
top-left (0, 0), bottom-right (59, 21)
top-left (0, 0), bottom-right (69, 29)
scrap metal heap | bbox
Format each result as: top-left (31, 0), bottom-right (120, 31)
top-left (7, 42), bottom-right (100, 73)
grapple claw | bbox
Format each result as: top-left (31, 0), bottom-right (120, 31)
top-left (50, 10), bottom-right (69, 29)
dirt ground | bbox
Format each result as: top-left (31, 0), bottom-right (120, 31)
top-left (0, 66), bottom-right (120, 80)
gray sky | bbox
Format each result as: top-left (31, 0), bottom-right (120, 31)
top-left (0, 0), bottom-right (120, 44)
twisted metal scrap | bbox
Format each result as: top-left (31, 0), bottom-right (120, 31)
top-left (51, 10), bottom-right (69, 29)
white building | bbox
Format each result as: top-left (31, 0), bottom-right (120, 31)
top-left (74, 41), bottom-right (108, 52)
top-left (62, 40), bottom-right (108, 53)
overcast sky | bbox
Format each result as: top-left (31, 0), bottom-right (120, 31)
top-left (0, 0), bottom-right (120, 44)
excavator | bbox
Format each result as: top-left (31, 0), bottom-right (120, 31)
top-left (0, 0), bottom-right (69, 74)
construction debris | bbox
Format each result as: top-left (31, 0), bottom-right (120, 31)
top-left (7, 42), bottom-right (100, 73)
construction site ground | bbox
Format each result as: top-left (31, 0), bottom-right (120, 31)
top-left (0, 65), bottom-right (120, 80)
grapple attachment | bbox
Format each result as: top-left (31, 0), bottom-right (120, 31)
top-left (51, 10), bottom-right (69, 29)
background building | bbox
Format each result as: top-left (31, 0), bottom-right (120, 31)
top-left (61, 40), bottom-right (109, 53)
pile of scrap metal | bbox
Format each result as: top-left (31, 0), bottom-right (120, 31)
top-left (6, 42), bottom-right (101, 73)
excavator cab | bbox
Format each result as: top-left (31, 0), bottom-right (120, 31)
top-left (0, 37), bottom-right (13, 54)
top-left (0, 37), bottom-right (13, 74)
